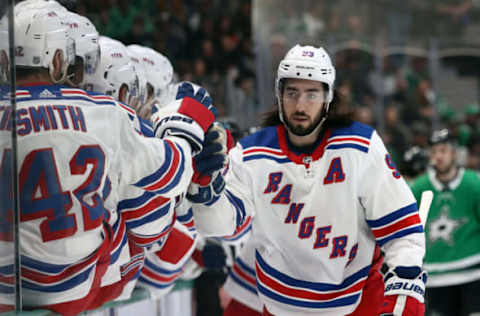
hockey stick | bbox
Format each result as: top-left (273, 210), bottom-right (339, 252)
top-left (379, 192), bottom-right (433, 316)
top-left (418, 190), bottom-right (433, 228)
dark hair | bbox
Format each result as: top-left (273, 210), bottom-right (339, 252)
top-left (15, 66), bottom-right (49, 81)
top-left (261, 89), bottom-right (354, 129)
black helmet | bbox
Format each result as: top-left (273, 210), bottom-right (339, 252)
top-left (429, 128), bottom-right (456, 146)
top-left (401, 146), bottom-right (429, 178)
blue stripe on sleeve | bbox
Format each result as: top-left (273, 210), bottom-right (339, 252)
top-left (135, 142), bottom-right (173, 188)
top-left (230, 270), bottom-right (257, 295)
top-left (21, 256), bottom-right (70, 274)
top-left (117, 191), bottom-right (157, 211)
top-left (0, 265), bottom-right (13, 275)
top-left (124, 203), bottom-right (171, 229)
top-left (143, 258), bottom-right (183, 275)
top-left (154, 145), bottom-right (186, 195)
top-left (366, 203), bottom-right (418, 228)
top-left (110, 234), bottom-right (128, 264)
top-left (237, 258), bottom-right (256, 277)
top-left (377, 225), bottom-right (424, 246)
top-left (225, 190), bottom-right (246, 228)
top-left (138, 276), bottom-right (174, 288)
top-left (177, 208), bottom-right (193, 223)
top-left (22, 266), bottom-right (95, 292)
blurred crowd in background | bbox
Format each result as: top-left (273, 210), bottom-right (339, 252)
top-left (70, 0), bottom-right (255, 122)
top-left (3, 0), bottom-right (480, 315)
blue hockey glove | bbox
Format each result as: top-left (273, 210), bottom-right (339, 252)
top-left (186, 123), bottom-right (228, 205)
top-left (152, 82), bottom-right (217, 154)
top-left (201, 242), bottom-right (227, 271)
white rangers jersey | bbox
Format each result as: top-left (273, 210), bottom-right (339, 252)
top-left (6, 84), bottom-right (194, 313)
top-left (223, 230), bottom-right (262, 312)
top-left (193, 122), bottom-right (425, 315)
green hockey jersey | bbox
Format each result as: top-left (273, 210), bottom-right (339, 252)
top-left (411, 168), bottom-right (480, 287)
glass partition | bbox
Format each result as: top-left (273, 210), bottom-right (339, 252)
top-left (253, 0), bottom-right (480, 133)
top-left (0, 0), bottom-right (17, 313)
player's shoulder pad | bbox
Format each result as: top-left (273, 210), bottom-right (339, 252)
top-left (15, 85), bottom-right (120, 107)
top-left (239, 126), bottom-right (279, 150)
top-left (463, 168), bottom-right (479, 179)
top-left (330, 121), bottom-right (374, 140)
top-left (327, 121), bottom-right (374, 153)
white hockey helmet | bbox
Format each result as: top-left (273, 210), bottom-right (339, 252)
top-left (126, 46), bottom-right (148, 108)
top-left (14, 0), bottom-right (67, 15)
top-left (127, 45), bottom-right (174, 105)
top-left (83, 36), bottom-right (139, 105)
top-left (63, 12), bottom-right (100, 85)
top-left (14, 8), bottom-right (75, 84)
top-left (275, 44), bottom-right (335, 123)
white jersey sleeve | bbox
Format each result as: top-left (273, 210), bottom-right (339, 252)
top-left (112, 102), bottom-right (194, 198)
top-left (192, 143), bottom-right (254, 237)
top-left (359, 131), bottom-right (425, 268)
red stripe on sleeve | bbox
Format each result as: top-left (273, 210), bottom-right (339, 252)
top-left (145, 140), bottom-right (180, 191)
top-left (371, 214), bottom-right (421, 239)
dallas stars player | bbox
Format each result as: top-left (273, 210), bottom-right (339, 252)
top-left (410, 129), bottom-right (480, 315)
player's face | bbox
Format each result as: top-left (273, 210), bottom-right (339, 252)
top-left (281, 78), bottom-right (326, 136)
top-left (430, 143), bottom-right (456, 175)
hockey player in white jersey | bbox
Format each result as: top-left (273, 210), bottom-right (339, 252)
top-left (125, 45), bottom-right (148, 110)
top-left (12, 8), bottom-right (217, 316)
top-left (83, 36), bottom-right (140, 107)
top-left (191, 44), bottom-right (427, 316)
top-left (126, 44), bottom-right (174, 120)
top-left (62, 11), bottom-right (100, 88)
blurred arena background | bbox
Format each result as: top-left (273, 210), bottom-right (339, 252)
top-left (2, 0), bottom-right (480, 315)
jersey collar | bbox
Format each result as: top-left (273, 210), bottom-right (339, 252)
top-left (428, 167), bottom-right (464, 191)
top-left (277, 125), bottom-right (331, 164)
top-left (17, 82), bottom-right (51, 87)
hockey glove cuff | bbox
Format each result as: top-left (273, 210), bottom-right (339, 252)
top-left (187, 123), bottom-right (228, 205)
top-left (152, 82), bottom-right (217, 154)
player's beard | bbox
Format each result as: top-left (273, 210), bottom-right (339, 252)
top-left (433, 158), bottom-right (456, 177)
top-left (283, 108), bottom-right (325, 136)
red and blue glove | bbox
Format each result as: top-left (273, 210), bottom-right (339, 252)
top-left (187, 123), bottom-right (231, 205)
top-left (152, 81), bottom-right (217, 154)
top-left (379, 266), bottom-right (426, 316)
